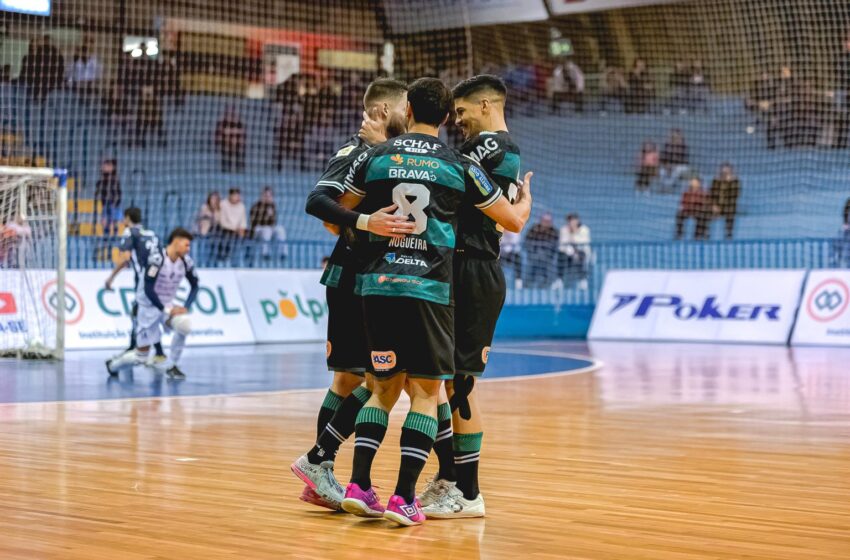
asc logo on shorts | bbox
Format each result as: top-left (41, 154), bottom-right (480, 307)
top-left (371, 350), bottom-right (397, 371)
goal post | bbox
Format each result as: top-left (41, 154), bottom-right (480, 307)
top-left (0, 166), bottom-right (68, 360)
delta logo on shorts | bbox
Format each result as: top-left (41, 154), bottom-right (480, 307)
top-left (371, 350), bottom-right (397, 371)
top-left (806, 278), bottom-right (849, 323)
top-left (0, 292), bottom-right (17, 314)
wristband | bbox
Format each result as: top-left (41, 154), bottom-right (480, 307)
top-left (356, 213), bottom-right (370, 231)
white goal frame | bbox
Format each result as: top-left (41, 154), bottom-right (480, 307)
top-left (0, 166), bottom-right (68, 360)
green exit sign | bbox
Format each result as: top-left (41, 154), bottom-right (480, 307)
top-left (550, 38), bottom-right (574, 57)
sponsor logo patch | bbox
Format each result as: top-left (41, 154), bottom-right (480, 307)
top-left (468, 165), bottom-right (495, 196)
top-left (371, 350), bottom-right (397, 371)
top-left (336, 145), bottom-right (356, 157)
top-left (806, 279), bottom-right (849, 323)
top-left (0, 292), bottom-right (17, 315)
top-left (391, 154), bottom-right (404, 165)
top-left (481, 346), bottom-right (490, 364)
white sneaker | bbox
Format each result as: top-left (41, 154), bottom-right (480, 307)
top-left (417, 476), bottom-right (457, 508)
top-left (290, 454), bottom-right (344, 509)
top-left (422, 488), bottom-right (485, 519)
top-left (146, 354), bottom-right (169, 371)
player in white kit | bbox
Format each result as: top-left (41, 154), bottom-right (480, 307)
top-left (107, 228), bottom-right (199, 379)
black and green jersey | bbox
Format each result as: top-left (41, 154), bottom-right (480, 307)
top-left (315, 135), bottom-right (370, 289)
top-left (344, 132), bottom-right (502, 306)
top-left (457, 131), bottom-right (521, 259)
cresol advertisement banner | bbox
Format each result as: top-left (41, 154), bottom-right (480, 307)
top-left (588, 270), bottom-right (806, 344)
top-left (384, 0), bottom-right (548, 33)
top-left (792, 271), bottom-right (850, 346)
top-left (547, 0), bottom-right (686, 15)
top-left (236, 270), bottom-right (328, 343)
top-left (40, 269), bottom-right (253, 349)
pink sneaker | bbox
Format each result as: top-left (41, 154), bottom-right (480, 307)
top-left (383, 495), bottom-right (425, 527)
top-left (341, 483), bottom-right (385, 518)
top-left (299, 485), bottom-right (338, 511)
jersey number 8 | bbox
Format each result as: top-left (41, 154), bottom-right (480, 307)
top-left (392, 183), bottom-right (430, 235)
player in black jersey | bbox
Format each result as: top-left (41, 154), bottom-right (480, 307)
top-left (335, 78), bottom-right (531, 527)
top-left (104, 207), bottom-right (166, 373)
top-left (291, 79), bottom-right (416, 511)
top-left (416, 75), bottom-right (524, 518)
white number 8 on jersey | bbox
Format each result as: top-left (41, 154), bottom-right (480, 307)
top-left (392, 182), bottom-right (431, 235)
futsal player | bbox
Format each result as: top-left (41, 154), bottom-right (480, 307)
top-left (420, 75), bottom-right (523, 518)
top-left (106, 228), bottom-right (198, 380)
top-left (336, 77), bottom-right (531, 526)
top-left (290, 79), bottom-right (416, 510)
top-left (104, 207), bottom-right (166, 374)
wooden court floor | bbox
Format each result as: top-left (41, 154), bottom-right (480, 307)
top-left (0, 341), bottom-right (848, 559)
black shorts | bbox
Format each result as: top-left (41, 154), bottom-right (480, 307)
top-left (363, 295), bottom-right (454, 380)
top-left (454, 256), bottom-right (506, 376)
top-left (326, 285), bottom-right (368, 375)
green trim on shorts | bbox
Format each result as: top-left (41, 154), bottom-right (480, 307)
top-left (437, 402), bottom-right (452, 423)
top-left (329, 367), bottom-right (366, 376)
top-left (403, 412), bottom-right (438, 439)
top-left (454, 370), bottom-right (484, 377)
top-left (355, 406), bottom-right (389, 428)
top-left (321, 390), bottom-right (344, 411)
top-left (453, 432), bottom-right (483, 453)
top-left (320, 264), bottom-right (343, 288)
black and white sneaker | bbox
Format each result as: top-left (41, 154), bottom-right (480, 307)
top-left (166, 365), bottom-right (186, 380)
top-left (106, 359), bottom-right (119, 377)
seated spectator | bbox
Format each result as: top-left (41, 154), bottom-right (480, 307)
top-left (689, 59), bottom-right (709, 113)
top-left (675, 177), bottom-right (709, 240)
top-left (500, 229), bottom-right (523, 289)
top-left (215, 106), bottom-right (246, 173)
top-left (524, 213), bottom-right (559, 288)
top-left (659, 128), bottom-right (690, 191)
top-left (626, 58), bottom-right (654, 114)
top-left (558, 213), bottom-right (591, 290)
top-left (599, 62), bottom-right (627, 113)
top-left (94, 158), bottom-right (122, 236)
top-left (249, 187), bottom-right (287, 260)
top-left (218, 188), bottom-right (247, 262)
top-left (195, 191), bottom-right (221, 236)
top-left (136, 83), bottom-right (166, 148)
top-left (635, 141), bottom-right (659, 193)
top-left (550, 61), bottom-right (585, 114)
top-left (709, 163), bottom-right (741, 240)
top-left (746, 70), bottom-right (776, 129)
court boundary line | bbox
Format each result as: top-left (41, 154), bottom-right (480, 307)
top-left (0, 349), bottom-right (602, 407)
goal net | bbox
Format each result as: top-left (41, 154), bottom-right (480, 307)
top-left (0, 167), bottom-right (67, 360)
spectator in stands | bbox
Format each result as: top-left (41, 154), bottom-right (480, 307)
top-left (215, 106), bottom-right (246, 173)
top-left (274, 74), bottom-right (304, 171)
top-left (835, 197), bottom-right (850, 268)
top-left (218, 188), bottom-right (247, 262)
top-left (635, 141), bottom-right (659, 194)
top-left (675, 177), bottom-right (709, 240)
top-left (626, 58), bottom-right (653, 114)
top-left (135, 83), bottom-right (166, 148)
top-left (599, 61), bottom-right (627, 113)
top-left (102, 81), bottom-right (129, 146)
top-left (20, 35), bottom-right (64, 102)
top-left (195, 191), bottom-right (222, 237)
top-left (70, 43), bottom-right (101, 99)
top-left (670, 61), bottom-right (690, 114)
top-left (558, 213), bottom-right (591, 290)
top-left (249, 187), bottom-right (287, 260)
top-left (0, 214), bottom-right (32, 268)
top-left (550, 60), bottom-right (584, 114)
top-left (94, 158), bottom-right (122, 236)
top-left (524, 213), bottom-right (559, 288)
top-left (500, 229), bottom-right (523, 290)
top-left (659, 128), bottom-right (690, 191)
top-left (746, 70), bottom-right (776, 129)
top-left (689, 59), bottom-right (709, 113)
top-left (769, 64), bottom-right (795, 149)
top-left (709, 163), bottom-right (741, 240)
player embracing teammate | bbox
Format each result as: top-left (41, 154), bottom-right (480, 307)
top-left (293, 75), bottom-right (531, 527)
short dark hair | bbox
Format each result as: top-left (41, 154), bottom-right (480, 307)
top-left (229, 188), bottom-right (240, 195)
top-left (567, 213), bottom-right (580, 222)
top-left (363, 78), bottom-right (408, 108)
top-left (168, 227), bottom-right (194, 244)
top-left (452, 74), bottom-right (508, 102)
top-left (124, 207), bottom-right (142, 224)
top-left (407, 77), bottom-right (452, 127)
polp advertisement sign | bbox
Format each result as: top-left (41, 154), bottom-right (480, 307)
top-left (236, 270), bottom-right (328, 343)
top-left (39, 269), bottom-right (253, 349)
top-left (589, 269), bottom-right (806, 344)
top-left (792, 271), bottom-right (850, 346)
